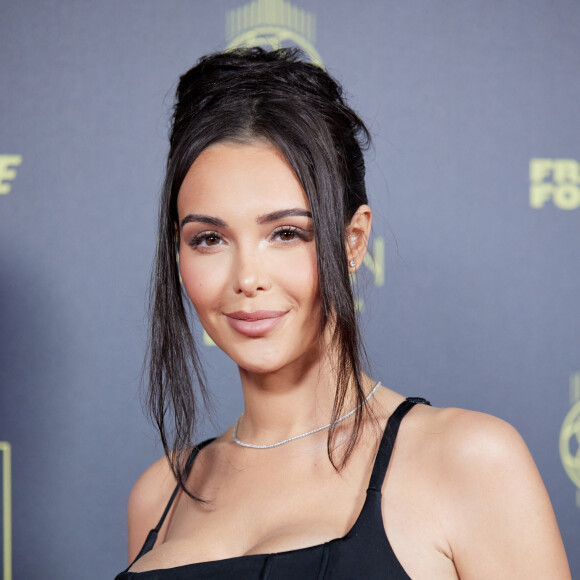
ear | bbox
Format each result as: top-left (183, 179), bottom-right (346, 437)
top-left (345, 205), bottom-right (372, 273)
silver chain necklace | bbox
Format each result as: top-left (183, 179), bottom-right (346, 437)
top-left (232, 381), bottom-right (382, 449)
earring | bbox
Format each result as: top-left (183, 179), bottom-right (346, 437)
top-left (349, 260), bottom-right (356, 268)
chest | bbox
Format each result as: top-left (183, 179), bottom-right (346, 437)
top-left (151, 449), bottom-right (454, 579)
top-left (129, 424), bottom-right (458, 579)
top-left (165, 451), bottom-right (369, 560)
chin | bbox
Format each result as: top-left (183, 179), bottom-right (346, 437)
top-left (233, 351), bottom-right (290, 375)
top-left (238, 343), bottom-right (321, 377)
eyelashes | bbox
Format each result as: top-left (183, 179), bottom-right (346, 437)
top-left (270, 225), bottom-right (313, 242)
top-left (187, 226), bottom-right (313, 249)
top-left (188, 230), bottom-right (222, 248)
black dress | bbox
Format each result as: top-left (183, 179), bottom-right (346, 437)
top-left (115, 397), bottom-right (430, 579)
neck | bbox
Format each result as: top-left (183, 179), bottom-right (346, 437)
top-left (236, 351), bottom-right (369, 446)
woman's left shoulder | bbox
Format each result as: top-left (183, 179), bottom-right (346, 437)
top-left (377, 391), bottom-right (529, 468)
top-left (405, 403), bottom-right (541, 491)
top-left (412, 404), bottom-right (529, 464)
top-left (402, 403), bottom-right (571, 578)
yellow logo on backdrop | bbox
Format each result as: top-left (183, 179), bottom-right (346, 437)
top-left (560, 372), bottom-right (580, 508)
top-left (530, 158), bottom-right (580, 210)
top-left (226, 0), bottom-right (323, 66)
top-left (0, 442), bottom-right (12, 580)
top-left (0, 156), bottom-right (22, 195)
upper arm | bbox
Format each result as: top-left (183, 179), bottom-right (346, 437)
top-left (127, 455), bottom-right (177, 564)
top-left (438, 410), bottom-right (571, 579)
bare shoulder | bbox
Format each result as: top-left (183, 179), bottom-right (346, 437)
top-left (395, 402), bottom-right (535, 468)
top-left (402, 404), bottom-right (571, 578)
top-left (127, 455), bottom-right (177, 563)
top-left (418, 405), bottom-right (531, 465)
top-left (407, 404), bottom-right (552, 518)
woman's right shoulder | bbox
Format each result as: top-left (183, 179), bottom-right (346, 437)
top-left (127, 455), bottom-right (177, 562)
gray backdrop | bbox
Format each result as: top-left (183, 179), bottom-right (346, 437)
top-left (1, 1), bottom-right (579, 578)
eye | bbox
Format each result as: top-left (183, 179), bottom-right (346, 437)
top-left (277, 228), bottom-right (297, 241)
top-left (271, 225), bottom-right (311, 243)
top-left (188, 231), bottom-right (223, 247)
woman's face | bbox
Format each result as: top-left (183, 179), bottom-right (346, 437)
top-left (177, 141), bottom-right (321, 375)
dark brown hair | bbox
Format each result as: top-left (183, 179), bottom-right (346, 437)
top-left (148, 47), bottom-right (371, 494)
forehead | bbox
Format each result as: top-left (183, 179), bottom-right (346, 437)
top-left (177, 141), bottom-right (310, 217)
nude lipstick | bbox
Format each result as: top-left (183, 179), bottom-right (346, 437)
top-left (225, 310), bottom-right (286, 338)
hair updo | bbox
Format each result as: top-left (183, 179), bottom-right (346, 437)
top-left (148, 47), bottom-right (372, 494)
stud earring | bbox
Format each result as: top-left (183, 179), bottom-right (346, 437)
top-left (349, 260), bottom-right (356, 268)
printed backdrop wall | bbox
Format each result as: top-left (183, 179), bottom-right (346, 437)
top-left (1, 1), bottom-right (579, 578)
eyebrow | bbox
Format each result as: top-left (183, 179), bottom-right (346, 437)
top-left (180, 214), bottom-right (227, 229)
top-left (256, 208), bottom-right (312, 224)
top-left (180, 208), bottom-right (312, 230)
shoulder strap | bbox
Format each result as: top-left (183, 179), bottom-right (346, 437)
top-left (367, 397), bottom-right (430, 492)
top-left (130, 437), bottom-right (216, 564)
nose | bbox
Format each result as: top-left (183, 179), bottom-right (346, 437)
top-left (233, 247), bottom-right (271, 297)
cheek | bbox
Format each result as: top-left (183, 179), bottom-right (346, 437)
top-left (275, 249), bottom-right (319, 305)
top-left (179, 252), bottom-right (228, 313)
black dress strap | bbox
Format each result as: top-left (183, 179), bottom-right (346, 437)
top-left (130, 437), bottom-right (216, 564)
top-left (367, 397), bottom-right (430, 492)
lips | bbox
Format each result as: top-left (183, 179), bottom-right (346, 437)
top-left (225, 310), bottom-right (286, 337)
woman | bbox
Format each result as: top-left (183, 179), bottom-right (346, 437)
top-left (116, 48), bottom-right (570, 579)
